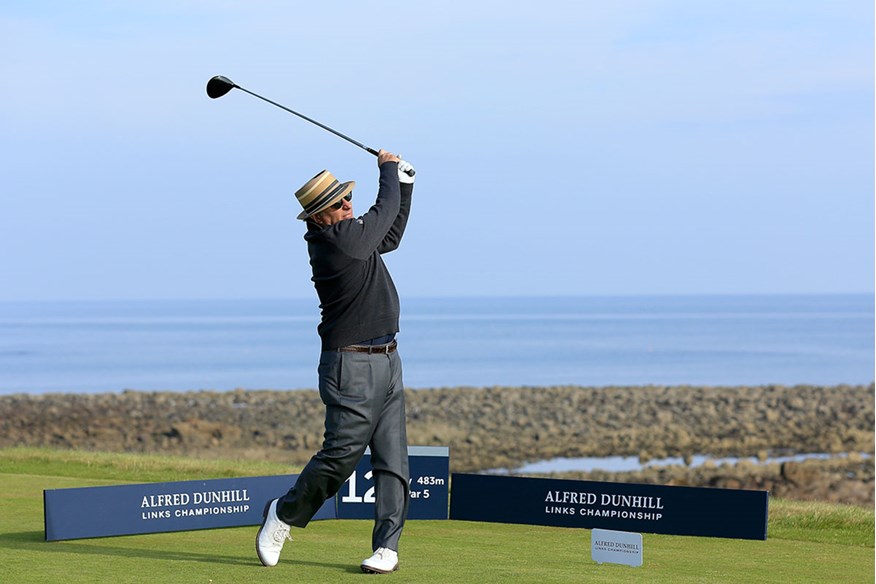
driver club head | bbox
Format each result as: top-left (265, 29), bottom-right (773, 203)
top-left (203, 74), bottom-right (412, 175)
top-left (206, 75), bottom-right (237, 99)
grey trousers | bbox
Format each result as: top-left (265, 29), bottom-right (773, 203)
top-left (275, 346), bottom-right (410, 552)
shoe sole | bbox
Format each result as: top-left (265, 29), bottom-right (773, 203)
top-left (255, 499), bottom-right (275, 567)
top-left (360, 562), bottom-right (399, 574)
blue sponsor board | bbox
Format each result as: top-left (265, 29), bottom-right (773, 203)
top-left (44, 446), bottom-right (449, 541)
top-left (450, 474), bottom-right (768, 540)
top-left (44, 474), bottom-right (335, 541)
top-left (337, 446), bottom-right (450, 520)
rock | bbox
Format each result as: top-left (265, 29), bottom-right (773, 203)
top-left (781, 461), bottom-right (822, 486)
top-left (0, 384), bottom-right (872, 505)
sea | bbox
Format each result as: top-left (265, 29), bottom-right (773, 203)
top-left (0, 294), bottom-right (872, 395)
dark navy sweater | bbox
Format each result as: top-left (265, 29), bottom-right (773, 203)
top-left (304, 162), bottom-right (413, 350)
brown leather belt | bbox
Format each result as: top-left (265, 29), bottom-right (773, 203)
top-left (338, 340), bottom-right (397, 354)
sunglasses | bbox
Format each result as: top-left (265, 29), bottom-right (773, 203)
top-left (329, 192), bottom-right (353, 210)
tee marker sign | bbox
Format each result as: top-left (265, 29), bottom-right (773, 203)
top-left (591, 528), bottom-right (643, 567)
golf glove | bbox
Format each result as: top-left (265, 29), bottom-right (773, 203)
top-left (398, 160), bottom-right (416, 184)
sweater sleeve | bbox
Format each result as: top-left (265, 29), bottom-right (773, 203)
top-left (331, 162), bottom-right (401, 260)
top-left (378, 181), bottom-right (413, 254)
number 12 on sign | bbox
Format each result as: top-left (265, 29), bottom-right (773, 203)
top-left (342, 470), bottom-right (374, 504)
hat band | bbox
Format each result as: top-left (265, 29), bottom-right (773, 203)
top-left (303, 179), bottom-right (347, 215)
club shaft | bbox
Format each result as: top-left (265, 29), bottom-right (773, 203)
top-left (237, 86), bottom-right (376, 155)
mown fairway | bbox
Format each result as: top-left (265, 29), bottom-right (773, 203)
top-left (1, 449), bottom-right (873, 583)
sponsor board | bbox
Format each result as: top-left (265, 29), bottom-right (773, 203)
top-left (44, 474), bottom-right (334, 541)
top-left (449, 474), bottom-right (768, 540)
top-left (44, 446), bottom-right (449, 541)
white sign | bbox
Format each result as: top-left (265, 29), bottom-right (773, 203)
top-left (591, 528), bottom-right (643, 567)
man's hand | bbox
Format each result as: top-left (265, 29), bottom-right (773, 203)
top-left (377, 149), bottom-right (400, 166)
top-left (398, 160), bottom-right (415, 184)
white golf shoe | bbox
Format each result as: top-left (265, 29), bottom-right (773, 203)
top-left (360, 547), bottom-right (399, 574)
top-left (256, 499), bottom-right (291, 567)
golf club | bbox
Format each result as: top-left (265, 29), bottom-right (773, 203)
top-left (206, 75), bottom-right (414, 176)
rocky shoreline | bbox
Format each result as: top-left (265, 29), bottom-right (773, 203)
top-left (1, 384), bottom-right (872, 505)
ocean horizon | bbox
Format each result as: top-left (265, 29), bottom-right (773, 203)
top-left (0, 293), bottom-right (872, 395)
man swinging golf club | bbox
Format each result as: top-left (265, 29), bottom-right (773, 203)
top-left (256, 150), bottom-right (416, 574)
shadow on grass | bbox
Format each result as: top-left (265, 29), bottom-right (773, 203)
top-left (0, 530), bottom-right (355, 572)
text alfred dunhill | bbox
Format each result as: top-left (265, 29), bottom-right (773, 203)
top-left (544, 490), bottom-right (664, 521)
top-left (140, 489), bottom-right (251, 520)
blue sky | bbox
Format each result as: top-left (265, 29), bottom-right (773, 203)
top-left (1, 1), bottom-right (872, 301)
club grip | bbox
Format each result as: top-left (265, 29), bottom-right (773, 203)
top-left (369, 148), bottom-right (415, 176)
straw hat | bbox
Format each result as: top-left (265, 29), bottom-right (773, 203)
top-left (295, 170), bottom-right (355, 220)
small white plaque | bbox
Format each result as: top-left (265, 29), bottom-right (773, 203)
top-left (591, 528), bottom-right (643, 567)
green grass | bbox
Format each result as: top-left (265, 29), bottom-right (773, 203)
top-left (0, 446), bottom-right (297, 483)
top-left (0, 448), bottom-right (873, 583)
